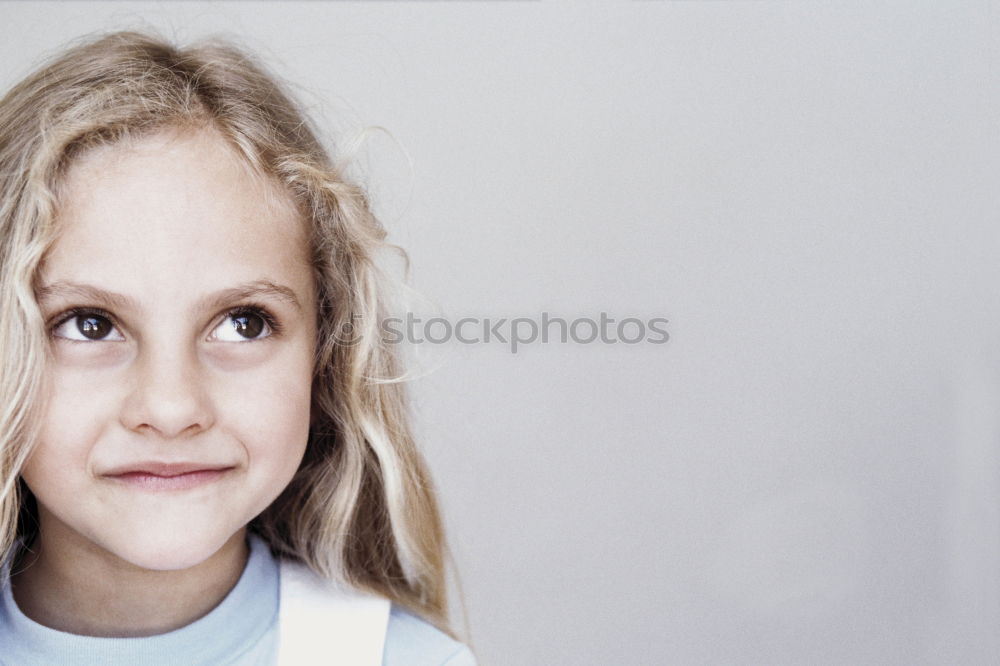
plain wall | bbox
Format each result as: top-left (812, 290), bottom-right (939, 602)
top-left (1, 2), bottom-right (998, 664)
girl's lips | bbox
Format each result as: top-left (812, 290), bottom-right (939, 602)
top-left (107, 468), bottom-right (234, 491)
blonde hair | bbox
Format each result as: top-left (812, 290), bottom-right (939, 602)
top-left (0, 30), bottom-right (464, 640)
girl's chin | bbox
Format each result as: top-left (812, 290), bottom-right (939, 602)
top-left (99, 529), bottom-right (245, 572)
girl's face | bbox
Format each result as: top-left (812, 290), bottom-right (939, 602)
top-left (24, 127), bottom-right (317, 571)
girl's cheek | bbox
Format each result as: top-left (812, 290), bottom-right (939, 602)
top-left (201, 343), bottom-right (277, 373)
top-left (47, 341), bottom-right (309, 410)
top-left (49, 341), bottom-right (281, 372)
top-left (49, 341), bottom-right (133, 369)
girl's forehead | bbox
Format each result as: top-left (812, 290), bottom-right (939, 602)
top-left (57, 127), bottom-right (302, 241)
top-left (63, 127), bottom-right (288, 206)
top-left (43, 127), bottom-right (313, 302)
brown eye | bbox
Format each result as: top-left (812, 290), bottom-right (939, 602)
top-left (231, 312), bottom-right (264, 339)
top-left (79, 315), bottom-right (112, 340)
top-left (52, 311), bottom-right (125, 342)
top-left (211, 308), bottom-right (275, 342)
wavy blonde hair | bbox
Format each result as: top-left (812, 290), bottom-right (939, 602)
top-left (0, 30), bottom-right (464, 640)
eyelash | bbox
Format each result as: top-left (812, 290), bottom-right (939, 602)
top-left (48, 303), bottom-right (283, 342)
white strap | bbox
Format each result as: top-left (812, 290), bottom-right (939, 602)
top-left (276, 558), bottom-right (390, 666)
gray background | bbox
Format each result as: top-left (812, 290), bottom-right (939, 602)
top-left (2, 2), bottom-right (998, 664)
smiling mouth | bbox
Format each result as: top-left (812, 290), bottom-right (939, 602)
top-left (106, 468), bottom-right (235, 491)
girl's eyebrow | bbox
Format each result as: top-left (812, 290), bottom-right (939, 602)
top-left (35, 280), bottom-right (302, 313)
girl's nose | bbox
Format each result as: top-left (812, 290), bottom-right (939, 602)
top-left (119, 346), bottom-right (216, 438)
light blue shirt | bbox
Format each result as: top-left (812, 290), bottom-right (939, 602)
top-left (0, 534), bottom-right (476, 665)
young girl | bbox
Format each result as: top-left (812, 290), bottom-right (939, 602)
top-left (0, 31), bottom-right (477, 665)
